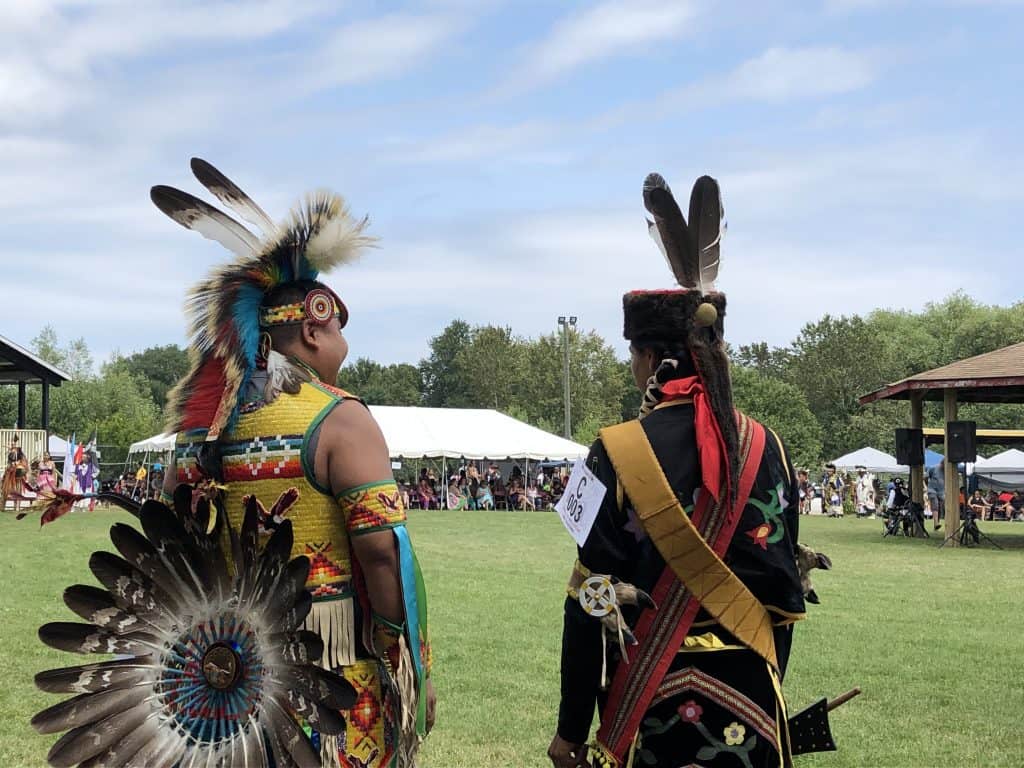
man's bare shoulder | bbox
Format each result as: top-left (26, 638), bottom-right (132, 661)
top-left (319, 399), bottom-right (389, 459)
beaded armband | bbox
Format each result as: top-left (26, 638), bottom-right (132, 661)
top-left (159, 490), bottom-right (174, 506)
top-left (335, 480), bottom-right (406, 534)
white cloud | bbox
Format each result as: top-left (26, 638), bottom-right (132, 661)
top-left (716, 46), bottom-right (877, 102)
top-left (0, 0), bottom-right (333, 124)
top-left (311, 13), bottom-right (465, 91)
top-left (506, 0), bottom-right (698, 92)
top-left (381, 121), bottom-right (566, 164)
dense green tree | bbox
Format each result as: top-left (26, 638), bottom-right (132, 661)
top-left (731, 366), bottom-right (823, 470)
top-left (452, 325), bottom-right (528, 413)
top-left (113, 345), bottom-right (190, 413)
top-left (419, 320), bottom-right (473, 407)
top-left (337, 358), bottom-right (423, 405)
top-left (519, 329), bottom-right (632, 445)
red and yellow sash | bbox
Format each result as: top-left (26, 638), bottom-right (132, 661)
top-left (592, 412), bottom-right (768, 766)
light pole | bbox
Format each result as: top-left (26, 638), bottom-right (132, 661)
top-left (557, 315), bottom-right (577, 439)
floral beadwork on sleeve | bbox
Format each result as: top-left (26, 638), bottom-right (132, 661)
top-left (336, 480), bottom-right (407, 534)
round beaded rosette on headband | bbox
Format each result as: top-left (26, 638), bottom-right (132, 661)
top-left (31, 488), bottom-right (356, 767)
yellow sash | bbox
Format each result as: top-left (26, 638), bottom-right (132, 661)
top-left (599, 420), bottom-right (778, 670)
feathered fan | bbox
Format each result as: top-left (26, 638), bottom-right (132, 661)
top-left (643, 173), bottom-right (725, 294)
top-left (32, 485), bottom-right (356, 768)
top-left (152, 159), bottom-right (376, 442)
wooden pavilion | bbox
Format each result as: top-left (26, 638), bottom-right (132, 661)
top-left (0, 333), bottom-right (71, 432)
top-left (859, 341), bottom-right (1024, 545)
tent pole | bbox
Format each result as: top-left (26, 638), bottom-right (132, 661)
top-left (442, 456), bottom-right (447, 509)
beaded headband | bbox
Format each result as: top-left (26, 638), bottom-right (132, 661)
top-left (258, 288), bottom-right (348, 328)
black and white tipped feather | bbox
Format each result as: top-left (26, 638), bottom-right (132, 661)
top-left (643, 172), bottom-right (725, 294)
top-left (32, 490), bottom-right (355, 767)
top-left (191, 157), bottom-right (276, 234)
top-left (687, 175), bottom-right (724, 294)
top-left (643, 172), bottom-right (696, 288)
top-left (150, 185), bottom-right (261, 257)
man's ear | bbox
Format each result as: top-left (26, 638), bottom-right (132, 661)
top-left (300, 319), bottom-right (320, 349)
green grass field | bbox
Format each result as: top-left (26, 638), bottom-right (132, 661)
top-left (2, 509), bottom-right (1023, 767)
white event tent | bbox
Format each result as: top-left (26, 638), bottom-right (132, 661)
top-left (369, 406), bottom-right (587, 460)
top-left (128, 407), bottom-right (588, 463)
top-left (973, 449), bottom-right (1024, 489)
top-left (830, 447), bottom-right (908, 475)
top-left (128, 432), bottom-right (178, 455)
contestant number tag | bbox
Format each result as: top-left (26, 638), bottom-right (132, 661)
top-left (556, 458), bottom-right (607, 547)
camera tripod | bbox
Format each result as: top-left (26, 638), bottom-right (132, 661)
top-left (882, 502), bottom-right (928, 538)
top-left (939, 512), bottom-right (1002, 549)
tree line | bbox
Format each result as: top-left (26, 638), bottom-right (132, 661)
top-left (3, 293), bottom-right (1022, 474)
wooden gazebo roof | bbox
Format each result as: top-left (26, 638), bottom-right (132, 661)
top-left (859, 342), bottom-right (1024, 405)
top-left (0, 334), bottom-right (70, 386)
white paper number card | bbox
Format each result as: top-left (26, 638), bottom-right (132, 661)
top-left (556, 458), bottom-right (608, 547)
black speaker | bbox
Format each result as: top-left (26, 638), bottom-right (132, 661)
top-left (895, 428), bottom-right (924, 465)
top-left (947, 420), bottom-right (977, 463)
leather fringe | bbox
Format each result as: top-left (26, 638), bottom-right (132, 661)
top-left (320, 735), bottom-right (342, 768)
top-left (393, 635), bottom-right (422, 768)
top-left (304, 597), bottom-right (357, 669)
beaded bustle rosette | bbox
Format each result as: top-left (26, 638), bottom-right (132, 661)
top-left (31, 486), bottom-right (356, 767)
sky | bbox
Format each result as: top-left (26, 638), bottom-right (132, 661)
top-left (2, 0), bottom-right (1022, 370)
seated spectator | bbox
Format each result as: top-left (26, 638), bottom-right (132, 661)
top-left (448, 482), bottom-right (468, 510)
top-left (525, 482), bottom-right (539, 511)
top-left (968, 489), bottom-right (991, 520)
top-left (508, 476), bottom-right (525, 510)
top-left (475, 483), bottom-right (494, 510)
top-left (1002, 490), bottom-right (1024, 521)
top-left (418, 468), bottom-right (437, 510)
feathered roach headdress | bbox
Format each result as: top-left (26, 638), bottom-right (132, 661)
top-left (153, 158), bottom-right (375, 442)
top-left (626, 172), bottom-right (739, 502)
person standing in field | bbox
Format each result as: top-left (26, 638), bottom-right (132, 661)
top-left (854, 466), bottom-right (876, 519)
top-left (926, 458), bottom-right (945, 530)
top-left (2, 435), bottom-right (28, 514)
top-left (549, 173), bottom-right (806, 768)
top-left (153, 159), bottom-right (434, 767)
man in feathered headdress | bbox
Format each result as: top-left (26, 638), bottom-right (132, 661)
top-left (155, 159), bottom-right (433, 768)
top-left (549, 174), bottom-right (808, 768)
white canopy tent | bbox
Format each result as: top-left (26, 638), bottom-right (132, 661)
top-left (368, 406), bottom-right (587, 460)
top-left (48, 434), bottom-right (67, 457)
top-left (973, 449), bottom-right (1024, 489)
top-left (830, 447), bottom-right (908, 475)
top-left (127, 407), bottom-right (589, 463)
top-left (128, 432), bottom-right (177, 455)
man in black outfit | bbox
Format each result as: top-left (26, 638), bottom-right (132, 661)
top-left (549, 173), bottom-right (806, 768)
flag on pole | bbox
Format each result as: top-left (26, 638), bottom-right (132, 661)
top-left (61, 433), bottom-right (76, 490)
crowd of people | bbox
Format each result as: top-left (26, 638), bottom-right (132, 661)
top-left (111, 461), bottom-right (166, 501)
top-left (398, 462), bottom-right (571, 511)
top-left (794, 459), bottom-right (1024, 524)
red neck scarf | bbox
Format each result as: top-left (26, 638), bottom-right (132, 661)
top-left (659, 376), bottom-right (731, 504)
